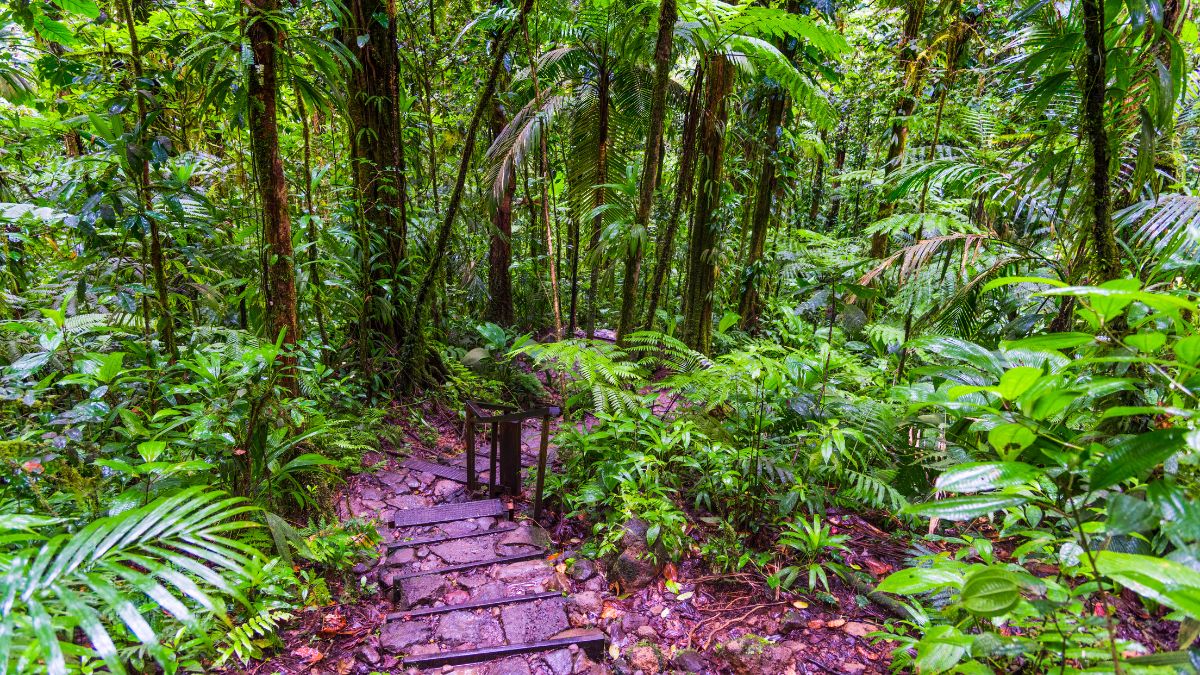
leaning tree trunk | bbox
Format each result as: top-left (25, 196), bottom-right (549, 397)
top-left (616, 0), bottom-right (676, 343)
top-left (870, 0), bottom-right (927, 259)
top-left (1080, 0), bottom-right (1120, 281)
top-left (342, 0), bottom-right (408, 345)
top-left (736, 89), bottom-right (786, 332)
top-left (248, 0), bottom-right (300, 394)
top-left (679, 54), bottom-right (733, 355)
top-left (644, 62), bottom-right (704, 330)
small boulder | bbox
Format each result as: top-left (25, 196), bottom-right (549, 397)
top-left (610, 549), bottom-right (657, 590)
top-left (673, 649), bottom-right (706, 672)
top-left (379, 621), bottom-right (429, 653)
top-left (629, 646), bottom-right (661, 674)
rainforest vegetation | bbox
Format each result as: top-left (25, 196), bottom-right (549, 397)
top-left (2, 0), bottom-right (1200, 670)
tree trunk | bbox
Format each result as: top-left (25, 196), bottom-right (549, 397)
top-left (1080, 0), bottom-right (1120, 281)
top-left (679, 55), bottom-right (733, 354)
top-left (342, 0), bottom-right (408, 344)
top-left (808, 131), bottom-right (827, 224)
top-left (870, 0), bottom-right (926, 259)
top-left (644, 62), bottom-right (704, 330)
top-left (824, 115), bottom-right (848, 230)
top-left (584, 61), bottom-right (611, 338)
top-left (737, 90), bottom-right (786, 332)
top-left (248, 0), bottom-right (299, 393)
top-left (119, 0), bottom-right (176, 362)
top-left (486, 79), bottom-right (516, 325)
top-left (616, 0), bottom-right (676, 342)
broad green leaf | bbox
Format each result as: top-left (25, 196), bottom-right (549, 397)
top-left (34, 16), bottom-right (76, 46)
top-left (1003, 333), bottom-right (1095, 352)
top-left (936, 462), bottom-right (1040, 493)
top-left (997, 367), bottom-right (1042, 400)
top-left (876, 567), bottom-right (962, 595)
top-left (914, 625), bottom-right (970, 674)
top-left (1126, 331), bottom-right (1166, 354)
top-left (60, 0), bottom-right (101, 19)
top-left (1090, 428), bottom-right (1186, 490)
top-left (1175, 335), bottom-right (1200, 366)
top-left (960, 568), bottom-right (1020, 617)
top-left (1106, 493), bottom-right (1156, 536)
top-left (987, 424), bottom-right (1036, 460)
top-left (904, 495), bottom-right (1029, 521)
top-left (1094, 552), bottom-right (1200, 620)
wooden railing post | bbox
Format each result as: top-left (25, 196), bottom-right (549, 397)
top-left (488, 421), bottom-right (499, 496)
top-left (533, 413), bottom-right (550, 520)
top-left (465, 406), bottom-right (477, 493)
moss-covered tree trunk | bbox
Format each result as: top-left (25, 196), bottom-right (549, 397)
top-left (248, 0), bottom-right (299, 394)
top-left (736, 90), bottom-right (786, 332)
top-left (1080, 0), bottom-right (1120, 281)
top-left (679, 55), bottom-right (733, 354)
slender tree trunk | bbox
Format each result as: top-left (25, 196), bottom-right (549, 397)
top-left (585, 61), bottom-right (611, 338)
top-left (825, 115), bottom-right (848, 230)
top-left (119, 0), bottom-right (176, 362)
top-left (296, 91), bottom-right (330, 346)
top-left (871, 0), bottom-right (926, 258)
top-left (1080, 0), bottom-right (1120, 281)
top-left (808, 131), bottom-right (827, 224)
top-left (680, 55), bottom-right (733, 354)
top-left (616, 0), bottom-right (676, 342)
top-left (486, 75), bottom-right (516, 325)
top-left (644, 62), bottom-right (704, 330)
top-left (523, 18), bottom-right (564, 340)
top-left (248, 0), bottom-right (299, 393)
top-left (737, 90), bottom-right (786, 331)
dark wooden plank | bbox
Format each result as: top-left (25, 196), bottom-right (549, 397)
top-left (392, 498), bottom-right (508, 528)
top-left (386, 522), bottom-right (518, 550)
top-left (401, 630), bottom-right (606, 669)
top-left (388, 551), bottom-right (544, 580)
top-left (386, 591), bottom-right (562, 621)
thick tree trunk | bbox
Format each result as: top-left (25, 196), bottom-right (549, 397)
top-left (1081, 0), bottom-right (1120, 281)
top-left (248, 0), bottom-right (299, 393)
top-left (870, 0), bottom-right (926, 259)
top-left (644, 62), bottom-right (704, 330)
top-left (736, 91), bottom-right (786, 332)
top-left (342, 0), bottom-right (408, 344)
top-left (616, 0), bottom-right (676, 342)
top-left (680, 55), bottom-right (733, 354)
top-left (584, 62), bottom-right (611, 338)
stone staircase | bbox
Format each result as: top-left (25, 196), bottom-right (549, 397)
top-left (375, 452), bottom-right (607, 673)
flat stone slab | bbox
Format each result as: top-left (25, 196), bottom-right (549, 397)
top-left (393, 498), bottom-right (507, 528)
top-left (501, 597), bottom-right (569, 643)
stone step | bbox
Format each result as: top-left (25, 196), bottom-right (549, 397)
top-left (402, 458), bottom-right (489, 484)
top-left (400, 629), bottom-right (607, 669)
top-left (393, 498), bottom-right (508, 528)
top-left (387, 522), bottom-right (518, 550)
top-left (386, 590), bottom-right (563, 621)
top-left (388, 551), bottom-right (545, 581)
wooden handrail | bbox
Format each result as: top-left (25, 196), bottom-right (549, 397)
top-left (463, 400), bottom-right (561, 520)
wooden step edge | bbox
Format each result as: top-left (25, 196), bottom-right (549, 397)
top-left (386, 591), bottom-right (563, 621)
top-left (392, 498), bottom-right (509, 528)
top-left (388, 551), bottom-right (545, 582)
top-left (401, 630), bottom-right (607, 669)
top-left (386, 522), bottom-right (519, 550)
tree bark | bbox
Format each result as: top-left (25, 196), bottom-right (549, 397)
top-left (679, 54), bottom-right (733, 354)
top-left (248, 0), bottom-right (300, 393)
top-left (824, 115), bottom-right (848, 230)
top-left (644, 62), bottom-right (704, 331)
top-left (1080, 0), bottom-right (1120, 281)
top-left (342, 0), bottom-right (408, 344)
top-left (616, 0), bottom-right (676, 342)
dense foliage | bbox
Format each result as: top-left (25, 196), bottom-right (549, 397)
top-left (2, 0), bottom-right (1199, 670)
